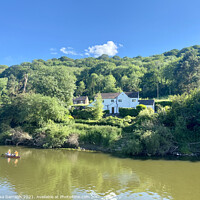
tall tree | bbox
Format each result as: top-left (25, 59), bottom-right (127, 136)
top-left (173, 51), bottom-right (200, 94)
top-left (75, 81), bottom-right (85, 96)
top-left (93, 93), bottom-right (104, 120)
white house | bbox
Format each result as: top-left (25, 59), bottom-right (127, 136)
top-left (89, 91), bottom-right (155, 114)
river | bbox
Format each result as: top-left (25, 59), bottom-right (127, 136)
top-left (0, 146), bottom-right (199, 200)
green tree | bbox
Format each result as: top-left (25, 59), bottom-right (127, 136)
top-left (173, 51), bottom-right (200, 94)
top-left (75, 81), bottom-right (85, 96)
top-left (103, 75), bottom-right (119, 92)
top-left (93, 93), bottom-right (104, 120)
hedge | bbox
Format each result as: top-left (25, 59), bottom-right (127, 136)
top-left (119, 104), bottom-right (146, 117)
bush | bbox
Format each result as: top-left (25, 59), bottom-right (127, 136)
top-left (135, 120), bottom-right (173, 156)
top-left (155, 101), bottom-right (172, 111)
top-left (98, 116), bottom-right (125, 127)
top-left (119, 105), bottom-right (147, 118)
top-left (122, 139), bottom-right (142, 155)
top-left (103, 110), bottom-right (110, 115)
top-left (71, 107), bottom-right (95, 120)
top-left (73, 123), bottom-right (122, 147)
top-left (34, 121), bottom-right (70, 148)
top-left (136, 104), bottom-right (147, 112)
top-left (0, 93), bottom-right (69, 129)
top-left (136, 108), bottom-right (155, 125)
top-left (119, 108), bottom-right (138, 117)
top-left (0, 131), bottom-right (12, 145)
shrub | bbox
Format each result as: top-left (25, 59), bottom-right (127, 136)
top-left (98, 116), bottom-right (125, 127)
top-left (71, 107), bottom-right (95, 120)
top-left (64, 133), bottom-right (79, 148)
top-left (74, 124), bottom-right (122, 147)
top-left (34, 121), bottom-right (70, 148)
top-left (136, 108), bottom-right (155, 125)
top-left (135, 120), bottom-right (173, 156)
top-left (122, 139), bottom-right (142, 155)
top-left (0, 131), bottom-right (12, 145)
top-left (103, 110), bottom-right (110, 115)
top-left (119, 108), bottom-right (138, 117)
top-left (136, 104), bottom-right (147, 113)
top-left (155, 101), bottom-right (172, 111)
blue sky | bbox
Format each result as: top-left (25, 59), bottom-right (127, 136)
top-left (1, 0), bottom-right (200, 66)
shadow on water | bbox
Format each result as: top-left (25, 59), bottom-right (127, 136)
top-left (106, 150), bottom-right (200, 162)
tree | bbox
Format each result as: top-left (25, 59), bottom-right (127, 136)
top-left (28, 66), bottom-right (76, 105)
top-left (93, 93), bottom-right (104, 120)
top-left (103, 75), bottom-right (118, 92)
top-left (0, 93), bottom-right (69, 129)
top-left (75, 81), bottom-right (85, 96)
top-left (173, 51), bottom-right (200, 94)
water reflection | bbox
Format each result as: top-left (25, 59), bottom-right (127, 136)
top-left (0, 146), bottom-right (200, 200)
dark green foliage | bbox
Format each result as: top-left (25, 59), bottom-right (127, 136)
top-left (136, 104), bottom-right (147, 112)
top-left (1, 45), bottom-right (200, 100)
top-left (155, 101), bottom-right (172, 111)
top-left (172, 51), bottom-right (200, 94)
top-left (99, 116), bottom-right (125, 127)
top-left (119, 108), bottom-right (138, 117)
top-left (71, 107), bottom-right (95, 120)
top-left (122, 108), bottom-right (173, 156)
top-left (75, 116), bottom-right (134, 128)
top-left (1, 64), bottom-right (76, 104)
top-left (0, 94), bottom-right (69, 129)
top-left (119, 104), bottom-right (146, 117)
top-left (169, 90), bottom-right (200, 144)
top-left (103, 110), bottom-right (110, 115)
top-left (122, 139), bottom-right (142, 155)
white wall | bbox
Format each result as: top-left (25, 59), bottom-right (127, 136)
top-left (116, 92), bottom-right (139, 113)
top-left (102, 99), bottom-right (117, 114)
top-left (101, 92), bottom-right (139, 113)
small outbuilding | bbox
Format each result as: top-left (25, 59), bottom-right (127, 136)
top-left (73, 96), bottom-right (89, 105)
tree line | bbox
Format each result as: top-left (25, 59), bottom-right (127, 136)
top-left (0, 44), bottom-right (200, 101)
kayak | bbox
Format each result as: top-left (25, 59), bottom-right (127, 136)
top-left (1, 154), bottom-right (20, 159)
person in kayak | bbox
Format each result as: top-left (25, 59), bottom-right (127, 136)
top-left (7, 149), bottom-right (11, 156)
top-left (14, 151), bottom-right (18, 157)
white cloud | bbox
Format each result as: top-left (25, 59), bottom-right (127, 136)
top-left (85, 41), bottom-right (119, 57)
top-left (119, 43), bottom-right (123, 48)
top-left (60, 47), bottom-right (78, 55)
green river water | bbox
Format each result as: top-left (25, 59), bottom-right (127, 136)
top-left (0, 146), bottom-right (199, 200)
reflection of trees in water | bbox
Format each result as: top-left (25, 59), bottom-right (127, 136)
top-left (0, 147), bottom-right (200, 200)
top-left (0, 148), bottom-right (140, 197)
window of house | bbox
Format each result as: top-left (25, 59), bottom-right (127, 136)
top-left (132, 99), bottom-right (136, 102)
top-left (118, 99), bottom-right (122, 102)
top-left (111, 100), bottom-right (114, 102)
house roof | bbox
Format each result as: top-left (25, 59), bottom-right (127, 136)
top-left (73, 96), bottom-right (88, 101)
top-left (139, 100), bottom-right (154, 105)
top-left (100, 93), bottom-right (121, 99)
top-left (125, 92), bottom-right (139, 98)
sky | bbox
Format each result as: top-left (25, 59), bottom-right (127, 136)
top-left (1, 0), bottom-right (200, 66)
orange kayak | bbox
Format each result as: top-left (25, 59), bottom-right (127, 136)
top-left (1, 154), bottom-right (20, 159)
